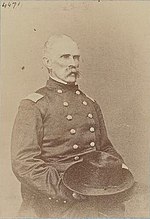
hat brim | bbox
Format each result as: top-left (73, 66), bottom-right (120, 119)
top-left (63, 162), bottom-right (135, 196)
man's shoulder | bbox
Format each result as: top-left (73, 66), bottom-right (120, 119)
top-left (21, 87), bottom-right (48, 104)
top-left (19, 86), bottom-right (52, 116)
top-left (22, 86), bottom-right (53, 103)
top-left (23, 92), bottom-right (44, 103)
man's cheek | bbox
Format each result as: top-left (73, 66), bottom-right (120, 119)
top-left (59, 60), bottom-right (71, 68)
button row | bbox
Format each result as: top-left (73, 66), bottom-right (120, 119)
top-left (66, 113), bottom-right (93, 121)
top-left (73, 142), bottom-right (95, 159)
top-left (57, 89), bottom-right (88, 108)
top-left (70, 127), bottom-right (95, 134)
top-left (48, 197), bottom-right (67, 204)
top-left (63, 101), bottom-right (88, 107)
top-left (57, 90), bottom-right (81, 95)
top-left (72, 142), bottom-right (95, 150)
top-left (57, 89), bottom-right (89, 109)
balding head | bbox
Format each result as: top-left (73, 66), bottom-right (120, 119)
top-left (43, 34), bottom-right (79, 60)
top-left (43, 34), bottom-right (80, 84)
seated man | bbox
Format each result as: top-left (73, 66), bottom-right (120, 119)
top-left (11, 34), bottom-right (134, 218)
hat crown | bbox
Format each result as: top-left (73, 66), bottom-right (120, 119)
top-left (81, 152), bottom-right (123, 189)
top-left (84, 151), bottom-right (121, 168)
top-left (63, 151), bottom-right (134, 196)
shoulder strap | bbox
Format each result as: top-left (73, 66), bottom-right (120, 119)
top-left (23, 93), bottom-right (44, 102)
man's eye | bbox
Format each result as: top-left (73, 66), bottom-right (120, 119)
top-left (61, 54), bottom-right (70, 59)
top-left (73, 55), bottom-right (80, 60)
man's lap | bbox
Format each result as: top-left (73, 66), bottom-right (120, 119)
top-left (18, 197), bottom-right (125, 218)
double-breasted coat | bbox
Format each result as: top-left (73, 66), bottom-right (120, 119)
top-left (11, 78), bottom-right (124, 217)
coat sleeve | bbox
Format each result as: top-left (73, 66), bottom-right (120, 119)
top-left (11, 99), bottom-right (61, 198)
top-left (94, 101), bottom-right (124, 162)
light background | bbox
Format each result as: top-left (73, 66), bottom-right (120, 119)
top-left (1, 1), bottom-right (150, 217)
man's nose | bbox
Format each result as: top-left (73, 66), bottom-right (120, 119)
top-left (69, 56), bottom-right (76, 66)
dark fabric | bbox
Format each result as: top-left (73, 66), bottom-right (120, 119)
top-left (18, 182), bottom-right (136, 218)
top-left (11, 77), bottom-right (124, 217)
top-left (18, 196), bottom-right (125, 218)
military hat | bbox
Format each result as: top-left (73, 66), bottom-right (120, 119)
top-left (63, 151), bottom-right (135, 196)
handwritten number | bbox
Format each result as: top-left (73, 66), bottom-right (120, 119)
top-left (12, 2), bottom-right (17, 8)
top-left (8, 2), bottom-right (11, 7)
top-left (2, 2), bottom-right (7, 8)
top-left (1, 2), bottom-right (21, 8)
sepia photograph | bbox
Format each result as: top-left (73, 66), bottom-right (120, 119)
top-left (1, 0), bottom-right (150, 218)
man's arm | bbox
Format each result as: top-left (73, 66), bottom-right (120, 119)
top-left (11, 99), bottom-right (61, 198)
top-left (94, 101), bottom-right (124, 162)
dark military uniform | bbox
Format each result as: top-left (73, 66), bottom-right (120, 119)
top-left (11, 77), bottom-right (124, 217)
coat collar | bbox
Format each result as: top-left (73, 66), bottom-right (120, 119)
top-left (46, 77), bottom-right (79, 92)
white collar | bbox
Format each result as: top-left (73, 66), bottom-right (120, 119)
top-left (49, 76), bottom-right (77, 85)
top-left (49, 76), bottom-right (67, 84)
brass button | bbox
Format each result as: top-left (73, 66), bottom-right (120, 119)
top-left (66, 115), bottom-right (72, 120)
top-left (74, 156), bottom-right (79, 161)
top-left (90, 142), bottom-right (95, 147)
top-left (57, 89), bottom-right (63, 94)
top-left (63, 101), bottom-right (69, 107)
top-left (72, 192), bottom-right (77, 198)
top-left (70, 129), bottom-right (76, 134)
top-left (88, 113), bottom-right (93, 119)
top-left (83, 101), bottom-right (87, 106)
top-left (75, 90), bottom-right (80, 95)
top-left (90, 127), bottom-right (95, 132)
top-left (73, 144), bottom-right (79, 149)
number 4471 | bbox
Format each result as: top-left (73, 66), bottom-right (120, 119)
top-left (1, 2), bottom-right (20, 9)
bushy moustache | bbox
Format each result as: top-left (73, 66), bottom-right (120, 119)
top-left (68, 67), bottom-right (81, 78)
top-left (68, 70), bottom-right (80, 78)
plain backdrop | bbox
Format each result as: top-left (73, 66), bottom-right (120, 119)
top-left (1, 1), bottom-right (150, 217)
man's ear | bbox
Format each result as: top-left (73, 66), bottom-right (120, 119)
top-left (43, 57), bottom-right (52, 69)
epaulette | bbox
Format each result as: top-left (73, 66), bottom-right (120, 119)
top-left (85, 94), bottom-right (95, 102)
top-left (23, 93), bottom-right (44, 102)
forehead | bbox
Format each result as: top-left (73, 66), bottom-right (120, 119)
top-left (51, 38), bottom-right (80, 58)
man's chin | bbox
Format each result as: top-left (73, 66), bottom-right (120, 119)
top-left (66, 75), bottom-right (77, 83)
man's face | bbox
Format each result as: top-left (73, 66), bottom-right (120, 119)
top-left (49, 38), bottom-right (80, 83)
